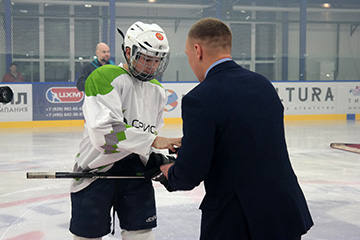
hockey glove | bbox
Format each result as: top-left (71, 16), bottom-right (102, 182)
top-left (145, 152), bottom-right (175, 192)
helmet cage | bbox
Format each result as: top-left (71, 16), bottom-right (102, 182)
top-left (127, 46), bottom-right (170, 81)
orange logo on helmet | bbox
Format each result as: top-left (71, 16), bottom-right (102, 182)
top-left (156, 33), bottom-right (164, 41)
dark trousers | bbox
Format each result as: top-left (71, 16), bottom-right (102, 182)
top-left (200, 193), bottom-right (303, 240)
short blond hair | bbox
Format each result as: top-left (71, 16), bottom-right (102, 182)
top-left (188, 18), bottom-right (232, 50)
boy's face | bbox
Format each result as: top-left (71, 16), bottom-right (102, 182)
top-left (134, 54), bottom-right (161, 75)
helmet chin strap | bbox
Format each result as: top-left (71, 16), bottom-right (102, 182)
top-left (117, 28), bottom-right (126, 56)
top-left (117, 27), bottom-right (133, 72)
top-left (135, 71), bottom-right (155, 82)
top-left (118, 27), bottom-right (149, 81)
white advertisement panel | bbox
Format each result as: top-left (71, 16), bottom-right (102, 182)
top-left (334, 82), bottom-right (360, 114)
top-left (272, 81), bottom-right (360, 115)
top-left (0, 84), bottom-right (33, 122)
top-left (162, 82), bottom-right (199, 118)
top-left (161, 81), bottom-right (360, 117)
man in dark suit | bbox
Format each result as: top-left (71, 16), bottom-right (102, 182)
top-left (160, 18), bottom-right (313, 240)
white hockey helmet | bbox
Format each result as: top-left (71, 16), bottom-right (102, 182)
top-left (123, 21), bottom-right (170, 81)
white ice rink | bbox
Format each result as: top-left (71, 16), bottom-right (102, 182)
top-left (0, 120), bottom-right (359, 240)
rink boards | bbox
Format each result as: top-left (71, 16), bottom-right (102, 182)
top-left (0, 81), bottom-right (359, 128)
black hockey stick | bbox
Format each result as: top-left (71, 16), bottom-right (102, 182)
top-left (26, 172), bottom-right (145, 179)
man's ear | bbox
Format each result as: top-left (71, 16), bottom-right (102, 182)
top-left (194, 44), bottom-right (202, 61)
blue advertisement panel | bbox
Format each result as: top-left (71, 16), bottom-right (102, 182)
top-left (32, 83), bottom-right (84, 121)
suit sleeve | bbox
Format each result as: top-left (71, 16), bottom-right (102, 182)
top-left (167, 93), bottom-right (215, 190)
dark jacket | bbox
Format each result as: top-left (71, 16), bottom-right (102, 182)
top-left (76, 59), bottom-right (115, 91)
top-left (168, 60), bottom-right (313, 240)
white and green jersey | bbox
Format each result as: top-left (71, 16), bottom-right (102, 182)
top-left (71, 63), bottom-right (167, 192)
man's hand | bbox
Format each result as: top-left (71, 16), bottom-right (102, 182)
top-left (152, 136), bottom-right (181, 153)
top-left (145, 152), bottom-right (176, 192)
top-left (160, 163), bottom-right (173, 179)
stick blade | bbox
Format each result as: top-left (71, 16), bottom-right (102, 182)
top-left (330, 143), bottom-right (360, 154)
top-left (26, 172), bottom-right (92, 179)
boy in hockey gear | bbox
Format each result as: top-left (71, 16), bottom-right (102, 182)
top-left (70, 21), bottom-right (181, 240)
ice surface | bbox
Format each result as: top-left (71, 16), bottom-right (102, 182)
top-left (0, 121), bottom-right (359, 239)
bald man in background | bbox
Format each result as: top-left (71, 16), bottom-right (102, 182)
top-left (76, 42), bottom-right (115, 91)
